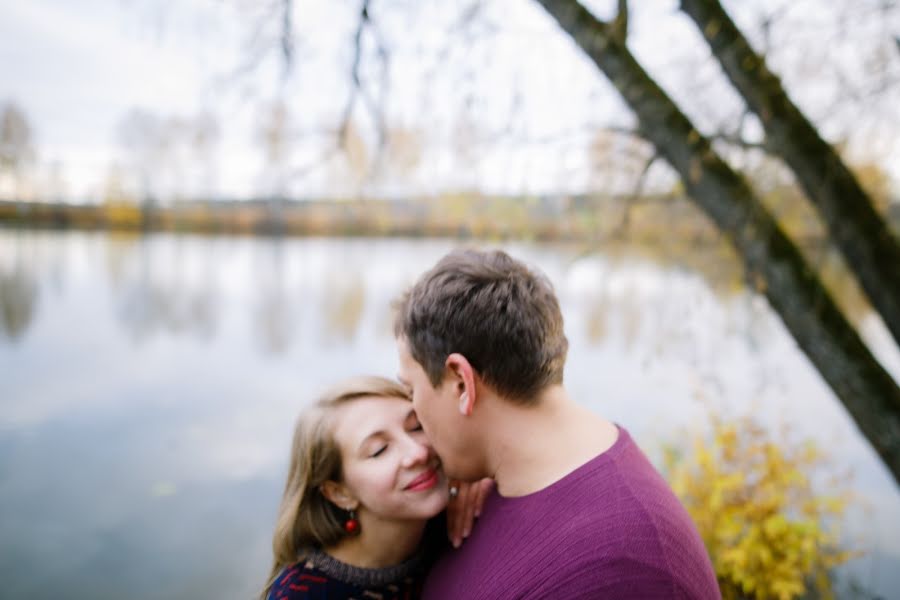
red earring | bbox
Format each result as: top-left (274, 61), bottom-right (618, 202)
top-left (344, 509), bottom-right (360, 535)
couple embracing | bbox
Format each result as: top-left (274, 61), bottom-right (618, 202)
top-left (262, 249), bottom-right (719, 599)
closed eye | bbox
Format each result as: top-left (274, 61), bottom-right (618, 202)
top-left (403, 407), bottom-right (423, 432)
top-left (370, 445), bottom-right (387, 458)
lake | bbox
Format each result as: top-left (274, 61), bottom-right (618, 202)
top-left (1, 229), bottom-right (899, 598)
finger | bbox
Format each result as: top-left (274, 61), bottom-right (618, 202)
top-left (455, 482), bottom-right (477, 545)
top-left (474, 478), bottom-right (492, 517)
top-left (448, 480), bottom-right (463, 548)
top-left (458, 484), bottom-right (475, 542)
top-left (462, 484), bottom-right (476, 539)
top-left (472, 479), bottom-right (485, 518)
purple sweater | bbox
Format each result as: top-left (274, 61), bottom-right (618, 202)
top-left (422, 427), bottom-right (719, 599)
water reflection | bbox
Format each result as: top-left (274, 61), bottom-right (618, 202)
top-left (0, 231), bottom-right (40, 342)
top-left (322, 274), bottom-right (366, 343)
top-left (0, 230), bottom-right (878, 352)
top-left (253, 240), bottom-right (295, 354)
top-left (112, 237), bottom-right (221, 343)
top-left (0, 230), bottom-right (899, 599)
top-left (0, 261), bottom-right (38, 341)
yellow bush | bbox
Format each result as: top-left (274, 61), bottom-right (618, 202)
top-left (103, 201), bottom-right (143, 229)
top-left (664, 415), bottom-right (857, 600)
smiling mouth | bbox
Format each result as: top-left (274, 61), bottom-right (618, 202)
top-left (404, 468), bottom-right (439, 492)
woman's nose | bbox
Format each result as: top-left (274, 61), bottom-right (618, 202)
top-left (401, 435), bottom-right (429, 467)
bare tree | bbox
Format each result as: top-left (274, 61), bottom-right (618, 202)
top-left (229, 0), bottom-right (900, 481)
top-left (116, 109), bottom-right (169, 210)
top-left (680, 0), bottom-right (900, 348)
top-left (0, 102), bottom-right (35, 200)
top-left (533, 0), bottom-right (900, 483)
top-left (116, 108), bottom-right (222, 207)
top-left (191, 111), bottom-right (221, 202)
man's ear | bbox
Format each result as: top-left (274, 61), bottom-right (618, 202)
top-left (445, 353), bottom-right (476, 416)
top-left (320, 480), bottom-right (358, 511)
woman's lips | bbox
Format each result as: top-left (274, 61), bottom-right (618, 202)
top-left (405, 468), bottom-right (439, 492)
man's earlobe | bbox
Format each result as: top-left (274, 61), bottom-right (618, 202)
top-left (459, 391), bottom-right (470, 416)
top-left (446, 352), bottom-right (477, 416)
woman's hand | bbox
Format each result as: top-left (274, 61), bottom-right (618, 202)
top-left (446, 478), bottom-right (494, 548)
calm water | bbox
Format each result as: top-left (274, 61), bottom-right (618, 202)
top-left (1, 229), bottom-right (899, 599)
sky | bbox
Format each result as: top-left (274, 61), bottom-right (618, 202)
top-left (0, 0), bottom-right (255, 199)
top-left (1, 0), bottom-right (898, 202)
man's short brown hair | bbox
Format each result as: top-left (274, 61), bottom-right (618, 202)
top-left (393, 248), bottom-right (568, 403)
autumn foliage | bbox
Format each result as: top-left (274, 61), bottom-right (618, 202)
top-left (664, 415), bottom-right (856, 600)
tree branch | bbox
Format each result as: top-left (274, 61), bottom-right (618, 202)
top-left (612, 0), bottom-right (628, 42)
top-left (535, 0), bottom-right (900, 484)
top-left (616, 150), bottom-right (660, 236)
top-left (680, 0), bottom-right (900, 348)
top-left (280, 0), bottom-right (294, 80)
top-left (708, 131), bottom-right (768, 152)
top-left (336, 0), bottom-right (387, 184)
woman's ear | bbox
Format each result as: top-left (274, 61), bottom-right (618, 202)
top-left (320, 480), bottom-right (358, 511)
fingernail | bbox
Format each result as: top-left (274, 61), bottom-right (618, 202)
top-left (453, 538), bottom-right (461, 548)
top-left (463, 529), bottom-right (470, 538)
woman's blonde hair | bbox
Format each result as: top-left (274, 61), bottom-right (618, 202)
top-left (260, 375), bottom-right (411, 599)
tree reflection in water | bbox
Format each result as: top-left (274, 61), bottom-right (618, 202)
top-left (321, 273), bottom-right (366, 344)
top-left (0, 262), bottom-right (37, 342)
top-left (0, 231), bottom-right (39, 342)
top-left (253, 238), bottom-right (295, 354)
top-left (111, 235), bottom-right (221, 343)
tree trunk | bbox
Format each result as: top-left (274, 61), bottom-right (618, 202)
top-left (680, 0), bottom-right (900, 348)
top-left (534, 0), bottom-right (900, 484)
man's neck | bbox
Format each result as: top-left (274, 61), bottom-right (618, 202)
top-left (485, 385), bottom-right (618, 497)
top-left (324, 518), bottom-right (426, 569)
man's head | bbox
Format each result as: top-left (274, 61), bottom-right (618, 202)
top-left (394, 248), bottom-right (568, 478)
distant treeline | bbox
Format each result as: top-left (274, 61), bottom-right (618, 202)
top-left (0, 195), bottom-right (706, 241)
top-left (1, 195), bottom-right (897, 243)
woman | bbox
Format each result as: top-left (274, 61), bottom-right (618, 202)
top-left (261, 376), bottom-right (484, 600)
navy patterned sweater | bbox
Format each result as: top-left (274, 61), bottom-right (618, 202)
top-left (267, 550), bottom-right (427, 600)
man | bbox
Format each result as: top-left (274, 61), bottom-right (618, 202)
top-left (394, 248), bottom-right (719, 599)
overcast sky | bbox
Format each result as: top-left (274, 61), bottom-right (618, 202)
top-left (2, 0), bottom-right (898, 201)
top-left (1, 0), bottom-right (252, 199)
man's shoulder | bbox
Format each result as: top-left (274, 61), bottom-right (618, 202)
top-left (470, 427), bottom-right (672, 538)
top-left (538, 425), bottom-right (664, 509)
top-left (423, 429), bottom-right (719, 599)
top-left (561, 431), bottom-right (709, 543)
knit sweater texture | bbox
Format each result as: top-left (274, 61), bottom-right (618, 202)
top-left (422, 426), bottom-right (720, 599)
top-left (268, 549), bottom-right (427, 600)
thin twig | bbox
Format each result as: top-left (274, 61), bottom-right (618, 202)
top-left (615, 150), bottom-right (660, 236)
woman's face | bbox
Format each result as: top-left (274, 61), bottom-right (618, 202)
top-left (330, 395), bottom-right (449, 523)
